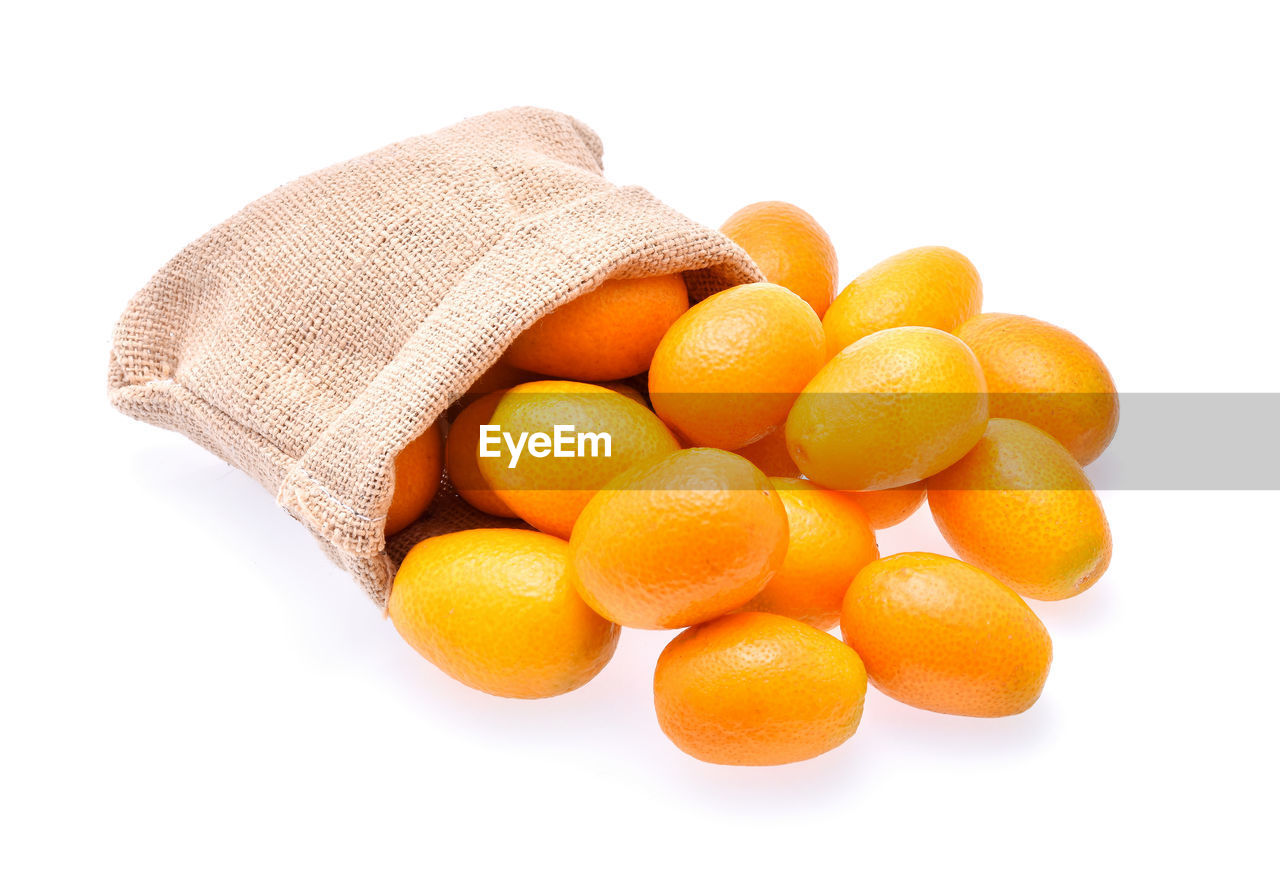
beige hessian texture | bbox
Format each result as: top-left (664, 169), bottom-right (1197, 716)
top-left (108, 107), bottom-right (762, 606)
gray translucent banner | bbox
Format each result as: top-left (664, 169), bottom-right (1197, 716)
top-left (456, 392), bottom-right (1280, 491)
top-left (1082, 393), bottom-right (1278, 490)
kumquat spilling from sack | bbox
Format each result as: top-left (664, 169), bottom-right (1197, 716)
top-left (382, 216), bottom-right (1117, 768)
top-left (108, 112), bottom-right (1115, 769)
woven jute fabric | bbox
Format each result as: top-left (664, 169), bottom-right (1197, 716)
top-left (108, 107), bottom-right (762, 606)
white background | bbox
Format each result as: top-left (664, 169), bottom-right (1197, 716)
top-left (4, 2), bottom-right (1278, 879)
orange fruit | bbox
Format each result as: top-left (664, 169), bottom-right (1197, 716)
top-left (445, 391), bottom-right (518, 519)
top-left (477, 381), bottom-right (680, 538)
top-left (733, 427), bottom-right (801, 478)
top-left (389, 529), bottom-right (619, 699)
top-left (846, 481), bottom-right (927, 530)
top-left (649, 283), bottom-right (826, 449)
top-left (841, 552), bottom-right (1052, 717)
top-left (956, 313), bottom-right (1119, 465)
top-left (654, 611), bottom-right (867, 765)
top-left (569, 448), bottom-right (788, 629)
top-left (739, 478), bottom-right (879, 630)
top-left (503, 274), bottom-right (689, 381)
top-left (927, 418), bottom-right (1112, 601)
top-left (785, 326), bottom-right (989, 491)
top-left (720, 201), bottom-right (839, 317)
top-left (384, 423), bottom-right (444, 535)
top-left (824, 246), bottom-right (982, 356)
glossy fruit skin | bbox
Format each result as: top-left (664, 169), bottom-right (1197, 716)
top-left (846, 482), bottom-right (927, 530)
top-left (956, 313), bottom-right (1119, 465)
top-left (739, 478), bottom-right (879, 630)
top-left (478, 380), bottom-right (680, 538)
top-left (720, 201), bottom-right (839, 318)
top-left (445, 391), bottom-right (518, 519)
top-left (654, 612), bottom-right (867, 765)
top-left (389, 529), bottom-right (619, 699)
top-left (569, 448), bottom-right (789, 630)
top-left (649, 283), bottom-right (827, 450)
top-left (824, 246), bottom-right (982, 356)
top-left (785, 326), bottom-right (989, 491)
top-left (841, 553), bottom-right (1052, 717)
top-left (927, 418), bottom-right (1112, 601)
top-left (733, 427), bottom-right (802, 478)
top-left (503, 274), bottom-right (690, 381)
top-left (385, 422), bottom-right (444, 535)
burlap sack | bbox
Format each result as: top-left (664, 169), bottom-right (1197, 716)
top-left (109, 107), bottom-right (762, 606)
